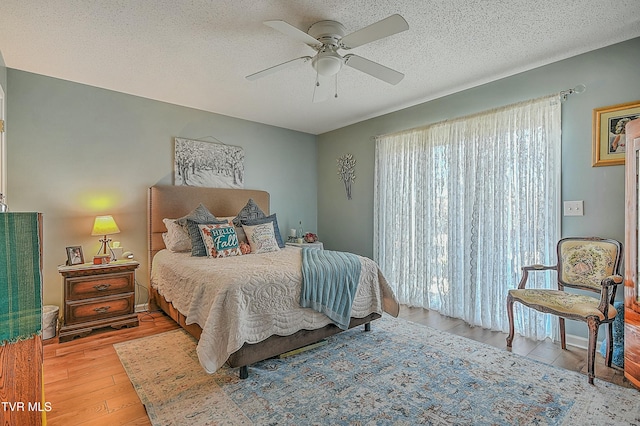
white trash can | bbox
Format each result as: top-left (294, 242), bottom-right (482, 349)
top-left (42, 305), bottom-right (59, 340)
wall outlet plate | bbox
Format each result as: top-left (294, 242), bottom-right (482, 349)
top-left (564, 200), bottom-right (584, 216)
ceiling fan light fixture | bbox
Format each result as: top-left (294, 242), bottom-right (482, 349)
top-left (312, 51), bottom-right (343, 76)
top-left (249, 15), bottom-right (409, 100)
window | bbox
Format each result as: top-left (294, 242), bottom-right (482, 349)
top-left (374, 95), bottom-right (561, 340)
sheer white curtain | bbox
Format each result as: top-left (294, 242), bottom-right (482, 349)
top-left (374, 95), bottom-right (561, 340)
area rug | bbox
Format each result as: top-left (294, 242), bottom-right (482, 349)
top-left (114, 316), bottom-right (639, 425)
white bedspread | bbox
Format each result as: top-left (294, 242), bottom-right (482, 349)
top-left (150, 246), bottom-right (399, 373)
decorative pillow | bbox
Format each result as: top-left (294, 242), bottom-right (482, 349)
top-left (217, 216), bottom-right (235, 226)
top-left (242, 222), bottom-right (280, 254)
top-left (175, 204), bottom-right (226, 256)
top-left (161, 218), bottom-right (191, 252)
top-left (176, 203), bottom-right (218, 228)
top-left (198, 223), bottom-right (242, 258)
top-left (233, 199), bottom-right (267, 227)
top-left (241, 214), bottom-right (285, 248)
top-left (219, 215), bottom-right (248, 244)
top-left (239, 241), bottom-right (251, 255)
top-left (186, 218), bottom-right (228, 256)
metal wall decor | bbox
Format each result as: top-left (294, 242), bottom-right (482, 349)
top-left (337, 153), bottom-right (356, 200)
top-left (174, 137), bottom-right (244, 188)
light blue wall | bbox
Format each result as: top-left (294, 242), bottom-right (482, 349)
top-left (6, 69), bottom-right (317, 309)
top-left (317, 37), bottom-right (640, 339)
top-left (0, 51), bottom-right (6, 94)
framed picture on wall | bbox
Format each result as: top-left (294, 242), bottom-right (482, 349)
top-left (174, 137), bottom-right (244, 188)
top-left (66, 246), bottom-right (84, 266)
top-left (592, 100), bottom-right (640, 167)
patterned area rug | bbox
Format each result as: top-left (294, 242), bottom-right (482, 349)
top-left (114, 316), bottom-right (639, 425)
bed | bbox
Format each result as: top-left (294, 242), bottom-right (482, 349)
top-left (148, 185), bottom-right (399, 378)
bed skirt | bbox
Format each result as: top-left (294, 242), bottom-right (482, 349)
top-left (150, 285), bottom-right (381, 369)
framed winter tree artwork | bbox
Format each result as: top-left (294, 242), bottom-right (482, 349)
top-left (174, 137), bottom-right (244, 188)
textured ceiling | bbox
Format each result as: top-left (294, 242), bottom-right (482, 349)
top-left (1, 1), bottom-right (639, 135)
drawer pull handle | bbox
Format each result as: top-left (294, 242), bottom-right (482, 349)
top-left (94, 306), bottom-right (111, 314)
top-left (93, 284), bottom-right (111, 291)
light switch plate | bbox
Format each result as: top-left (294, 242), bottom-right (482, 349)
top-left (564, 200), bottom-right (584, 216)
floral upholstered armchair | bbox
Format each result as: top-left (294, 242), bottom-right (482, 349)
top-left (506, 237), bottom-right (623, 384)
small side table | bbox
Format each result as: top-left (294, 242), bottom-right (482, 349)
top-left (58, 260), bottom-right (139, 342)
top-left (286, 241), bottom-right (324, 250)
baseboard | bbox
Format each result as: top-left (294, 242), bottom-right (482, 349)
top-left (135, 303), bottom-right (149, 313)
top-left (565, 333), bottom-right (587, 350)
top-left (564, 333), bottom-right (605, 351)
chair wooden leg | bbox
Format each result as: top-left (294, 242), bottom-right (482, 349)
top-left (506, 294), bottom-right (515, 348)
top-left (605, 322), bottom-right (613, 368)
top-left (586, 317), bottom-right (599, 385)
top-left (559, 317), bottom-right (566, 350)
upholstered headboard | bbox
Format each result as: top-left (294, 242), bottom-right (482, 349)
top-left (147, 185), bottom-right (270, 266)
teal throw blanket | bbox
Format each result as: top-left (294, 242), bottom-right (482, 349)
top-left (0, 213), bottom-right (42, 344)
top-left (300, 248), bottom-right (361, 330)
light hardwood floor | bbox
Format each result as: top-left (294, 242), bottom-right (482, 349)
top-left (43, 312), bottom-right (177, 426)
top-left (43, 307), bottom-right (632, 425)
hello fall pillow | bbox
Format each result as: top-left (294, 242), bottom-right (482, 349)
top-left (198, 223), bottom-right (242, 258)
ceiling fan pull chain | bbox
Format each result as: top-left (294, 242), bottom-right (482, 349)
top-left (313, 71), bottom-right (320, 102)
top-left (335, 74), bottom-right (338, 98)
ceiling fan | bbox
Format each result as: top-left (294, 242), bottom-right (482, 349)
top-left (246, 14), bottom-right (409, 102)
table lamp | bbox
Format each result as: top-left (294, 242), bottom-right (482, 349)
top-left (91, 215), bottom-right (120, 260)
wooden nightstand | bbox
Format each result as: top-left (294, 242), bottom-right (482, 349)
top-left (58, 260), bottom-right (139, 342)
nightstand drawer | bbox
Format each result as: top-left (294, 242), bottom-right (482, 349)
top-left (66, 272), bottom-right (134, 300)
top-left (65, 293), bottom-right (135, 325)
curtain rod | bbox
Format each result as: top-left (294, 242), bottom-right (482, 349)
top-left (559, 84), bottom-right (586, 101)
top-left (372, 84), bottom-right (587, 141)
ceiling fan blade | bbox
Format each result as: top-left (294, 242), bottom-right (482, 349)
top-left (340, 14), bottom-right (409, 49)
top-left (246, 56), bottom-right (312, 81)
top-left (344, 54), bottom-right (404, 85)
top-left (264, 20), bottom-right (322, 48)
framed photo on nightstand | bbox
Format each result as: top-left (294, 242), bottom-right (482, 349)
top-left (66, 246), bottom-right (84, 265)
